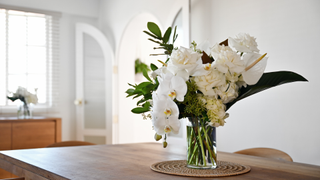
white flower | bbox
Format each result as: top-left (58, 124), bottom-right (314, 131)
top-left (211, 45), bottom-right (245, 74)
top-left (202, 96), bottom-right (228, 127)
top-left (151, 66), bottom-right (169, 80)
top-left (228, 33), bottom-right (259, 53)
top-left (13, 86), bottom-right (38, 104)
top-left (193, 68), bottom-right (225, 97)
top-left (225, 72), bottom-right (240, 83)
top-left (210, 43), bottom-right (233, 60)
top-left (26, 93), bottom-right (38, 104)
top-left (15, 86), bottom-right (28, 97)
top-left (215, 82), bottom-right (239, 104)
top-left (151, 93), bottom-right (180, 135)
top-left (197, 40), bottom-right (212, 56)
top-left (242, 53), bottom-right (268, 85)
top-left (167, 46), bottom-right (206, 79)
top-left (157, 71), bottom-right (187, 102)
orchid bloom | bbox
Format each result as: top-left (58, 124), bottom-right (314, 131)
top-left (151, 93), bottom-right (180, 135)
top-left (157, 71), bottom-right (187, 102)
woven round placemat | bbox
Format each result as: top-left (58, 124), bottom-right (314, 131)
top-left (150, 160), bottom-right (250, 177)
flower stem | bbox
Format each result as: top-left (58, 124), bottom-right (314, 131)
top-left (197, 125), bottom-right (206, 166)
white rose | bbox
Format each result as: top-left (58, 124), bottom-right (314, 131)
top-left (210, 43), bottom-right (233, 60)
top-left (228, 33), bottom-right (259, 53)
top-left (212, 46), bottom-right (245, 74)
top-left (167, 46), bottom-right (203, 78)
top-left (193, 69), bottom-right (226, 97)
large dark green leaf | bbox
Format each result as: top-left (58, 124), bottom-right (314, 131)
top-left (147, 22), bottom-right (162, 38)
top-left (226, 71), bottom-right (308, 110)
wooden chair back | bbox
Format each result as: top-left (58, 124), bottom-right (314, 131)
top-left (46, 141), bottom-right (96, 148)
top-left (234, 147), bottom-right (293, 162)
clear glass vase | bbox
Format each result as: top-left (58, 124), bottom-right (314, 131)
top-left (186, 117), bottom-right (217, 169)
top-left (17, 102), bottom-right (31, 118)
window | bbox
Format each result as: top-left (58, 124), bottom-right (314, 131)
top-left (0, 5), bottom-right (60, 112)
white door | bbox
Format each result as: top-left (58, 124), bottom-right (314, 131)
top-left (75, 23), bottom-right (114, 144)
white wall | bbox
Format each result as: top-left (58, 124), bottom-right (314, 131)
top-left (2, 0), bottom-right (319, 166)
top-left (0, 0), bottom-right (100, 141)
top-left (191, 0), bottom-right (320, 166)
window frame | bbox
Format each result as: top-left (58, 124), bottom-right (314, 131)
top-left (0, 4), bottom-right (60, 114)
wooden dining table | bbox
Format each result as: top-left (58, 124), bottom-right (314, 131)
top-left (0, 143), bottom-right (319, 180)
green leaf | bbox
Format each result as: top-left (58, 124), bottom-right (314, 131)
top-left (7, 96), bottom-right (18, 102)
top-left (147, 22), bottom-right (162, 38)
top-left (143, 30), bottom-right (161, 40)
top-left (131, 107), bottom-right (149, 114)
top-left (131, 101), bottom-right (151, 114)
top-left (136, 81), bottom-right (152, 89)
top-left (148, 38), bottom-right (162, 44)
top-left (150, 63), bottom-right (158, 71)
top-left (163, 27), bottom-right (172, 43)
top-left (173, 26), bottom-right (177, 43)
top-left (226, 71), bottom-right (308, 110)
top-left (125, 88), bottom-right (135, 97)
top-left (142, 69), bottom-right (152, 82)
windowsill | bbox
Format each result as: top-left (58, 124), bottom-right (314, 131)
top-left (0, 105), bottom-right (59, 114)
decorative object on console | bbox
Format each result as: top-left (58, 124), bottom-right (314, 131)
top-left (7, 86), bottom-right (38, 118)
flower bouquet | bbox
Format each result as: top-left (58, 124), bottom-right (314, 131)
top-left (126, 22), bottom-right (307, 169)
top-left (7, 86), bottom-right (38, 118)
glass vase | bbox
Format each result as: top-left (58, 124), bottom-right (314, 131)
top-left (17, 102), bottom-right (31, 119)
top-left (186, 117), bottom-right (217, 169)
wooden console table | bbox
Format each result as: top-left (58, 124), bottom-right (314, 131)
top-left (0, 117), bottom-right (61, 150)
top-left (0, 117), bottom-right (61, 179)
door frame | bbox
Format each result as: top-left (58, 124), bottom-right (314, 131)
top-left (75, 23), bottom-right (114, 144)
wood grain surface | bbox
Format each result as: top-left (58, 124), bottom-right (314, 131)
top-left (0, 122), bottom-right (12, 150)
top-left (0, 143), bottom-right (319, 180)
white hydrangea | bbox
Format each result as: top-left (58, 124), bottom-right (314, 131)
top-left (202, 96), bottom-right (228, 127)
top-left (215, 82), bottom-right (239, 104)
top-left (193, 68), bottom-right (225, 97)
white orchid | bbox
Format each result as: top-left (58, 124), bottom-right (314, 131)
top-left (151, 93), bottom-right (181, 135)
top-left (228, 33), bottom-right (259, 53)
top-left (157, 71), bottom-right (187, 102)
